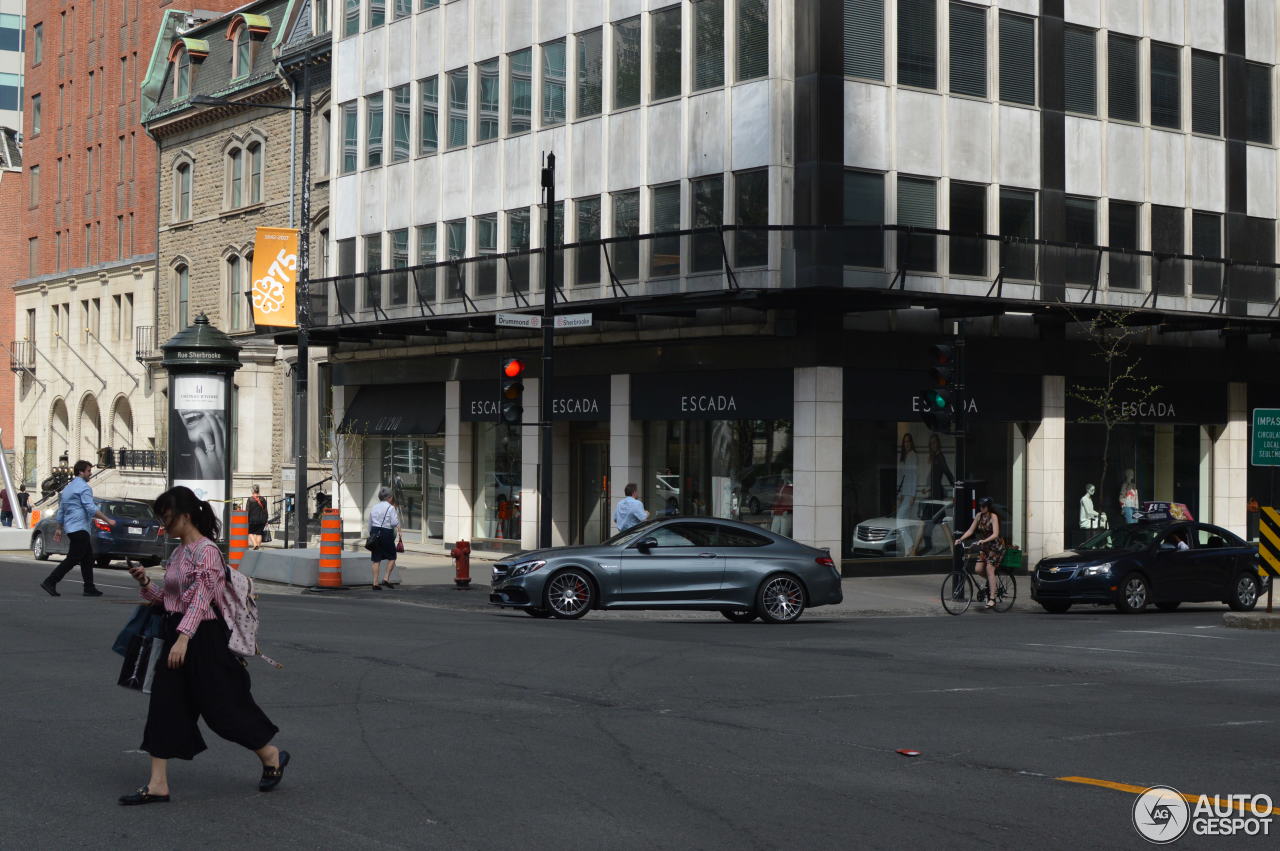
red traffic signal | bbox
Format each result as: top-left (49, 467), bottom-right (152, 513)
top-left (503, 358), bottom-right (525, 378)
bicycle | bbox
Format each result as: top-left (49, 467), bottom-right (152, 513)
top-left (940, 543), bottom-right (1017, 615)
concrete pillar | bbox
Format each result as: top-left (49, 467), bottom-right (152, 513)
top-left (791, 367), bottom-right (842, 553)
top-left (1027, 375), bottom-right (1065, 564)
top-left (1212, 382), bottom-right (1248, 538)
top-left (443, 381), bottom-right (473, 543)
top-left (609, 374), bottom-right (642, 532)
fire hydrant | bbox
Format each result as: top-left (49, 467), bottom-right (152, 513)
top-left (450, 539), bottom-right (472, 589)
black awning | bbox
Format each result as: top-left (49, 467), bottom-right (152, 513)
top-left (339, 383), bottom-right (445, 435)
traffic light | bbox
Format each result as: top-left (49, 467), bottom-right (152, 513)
top-left (500, 358), bottom-right (525, 425)
top-left (922, 343), bottom-right (957, 432)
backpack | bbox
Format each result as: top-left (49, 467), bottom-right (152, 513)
top-left (189, 538), bottom-right (281, 668)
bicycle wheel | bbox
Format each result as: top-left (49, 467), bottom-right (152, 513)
top-left (940, 572), bottom-right (972, 615)
top-left (993, 568), bottom-right (1017, 612)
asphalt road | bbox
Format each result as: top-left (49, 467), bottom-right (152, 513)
top-left (4, 554), bottom-right (1278, 850)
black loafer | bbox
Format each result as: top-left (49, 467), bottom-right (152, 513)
top-left (83, 588), bottom-right (104, 597)
top-left (119, 786), bottom-right (170, 806)
top-left (259, 750), bottom-right (290, 792)
top-left (40, 581), bottom-right (59, 597)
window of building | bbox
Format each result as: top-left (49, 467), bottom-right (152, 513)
top-left (120, 55), bottom-right (128, 101)
top-left (341, 101), bottom-right (358, 173)
top-left (0, 12), bottom-right (22, 52)
top-left (949, 181), bottom-right (986, 276)
top-left (174, 162), bottom-right (192, 221)
top-left (1247, 62), bottom-right (1272, 145)
top-left (478, 58), bottom-right (500, 141)
top-left (88, 70), bottom-right (95, 115)
top-left (1108, 33), bottom-right (1139, 122)
top-left (694, 0), bottom-right (725, 90)
top-left (28, 165), bottom-right (38, 208)
top-left (421, 0), bottom-right (439, 9)
top-left (475, 213), bottom-right (498, 295)
top-left (651, 184), bottom-right (681, 276)
top-left (897, 176), bottom-right (937, 272)
top-left (577, 29), bottom-right (603, 117)
top-left (1108, 200), bottom-right (1139, 289)
top-left (233, 29), bottom-right (251, 80)
top-left (999, 187), bottom-right (1036, 280)
top-left (948, 2), bottom-right (985, 97)
top-left (447, 68), bottom-right (468, 148)
top-left (27, 238), bottom-right (37, 277)
top-left (1064, 25), bottom-right (1096, 115)
top-left (116, 216), bottom-right (124, 259)
top-left (1191, 50), bottom-right (1220, 136)
top-left (444, 219), bottom-right (465, 298)
top-left (844, 170), bottom-right (885, 267)
top-left (737, 0), bottom-right (769, 81)
top-left (473, 422), bottom-right (521, 540)
top-left (543, 40), bottom-right (567, 124)
top-left (575, 196), bottom-right (601, 285)
top-left (315, 0), bottom-right (330, 35)
top-left (1063, 196), bottom-right (1096, 284)
top-left (1240, 217), bottom-right (1277, 302)
top-left (33, 22), bottom-right (43, 64)
top-left (509, 49), bottom-right (532, 133)
top-left (31, 94), bottom-right (41, 135)
top-left (393, 0), bottom-right (411, 22)
top-left (504, 208), bottom-right (531, 292)
top-left (319, 109), bottom-right (331, 176)
top-left (247, 141), bottom-right (263, 204)
top-left (844, 0), bottom-right (884, 81)
top-left (1191, 210), bottom-right (1222, 296)
top-left (227, 254), bottom-right (245, 330)
top-left (652, 7), bottom-right (681, 101)
top-left (416, 223), bottom-right (437, 298)
top-left (999, 12), bottom-right (1035, 105)
top-left (366, 93), bottom-right (384, 167)
top-left (614, 17), bottom-right (641, 109)
top-left (364, 234), bottom-right (383, 309)
top-left (174, 48), bottom-right (190, 99)
top-left (343, 0), bottom-right (359, 38)
top-left (734, 169), bottom-right (768, 267)
top-left (419, 77), bottom-right (438, 154)
top-left (1150, 204), bottom-right (1185, 295)
top-left (368, 0), bottom-right (386, 29)
top-left (391, 84), bottom-right (411, 161)
top-left (897, 0), bottom-right (936, 89)
top-left (389, 228), bottom-right (409, 305)
top-left (228, 147), bottom-right (242, 207)
top-left (691, 174), bottom-right (724, 273)
top-left (175, 264), bottom-right (190, 328)
top-left (1150, 42), bottom-right (1181, 130)
top-left (612, 190), bottom-right (641, 279)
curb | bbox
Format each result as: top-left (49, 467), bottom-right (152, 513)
top-left (1222, 611), bottom-right (1280, 630)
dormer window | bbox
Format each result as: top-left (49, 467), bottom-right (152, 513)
top-left (176, 50), bottom-right (190, 98)
top-left (167, 39), bottom-right (209, 101)
top-left (233, 29), bottom-right (251, 79)
top-left (226, 14), bottom-right (272, 80)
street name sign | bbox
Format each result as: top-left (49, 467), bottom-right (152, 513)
top-left (553, 313), bottom-right (592, 328)
top-left (1251, 408), bottom-right (1280, 466)
top-left (495, 312), bottom-right (593, 329)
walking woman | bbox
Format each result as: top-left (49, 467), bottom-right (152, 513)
top-left (120, 486), bottom-right (287, 805)
top-left (956, 497), bottom-right (1006, 609)
top-left (246, 484), bottom-right (269, 550)
top-left (369, 486), bottom-right (400, 589)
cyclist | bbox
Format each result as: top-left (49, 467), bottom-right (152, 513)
top-left (956, 497), bottom-right (1005, 609)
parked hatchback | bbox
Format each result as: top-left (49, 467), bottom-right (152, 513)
top-left (31, 498), bottom-right (166, 568)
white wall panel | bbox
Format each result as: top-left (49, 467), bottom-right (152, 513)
top-left (1247, 144), bottom-right (1277, 219)
top-left (687, 92), bottom-right (726, 177)
top-left (443, 0), bottom-right (472, 70)
top-left (997, 105), bottom-right (1040, 189)
top-left (474, 0), bottom-right (501, 59)
top-left (572, 0), bottom-right (607, 30)
top-left (361, 30), bottom-right (386, 95)
top-left (1147, 130), bottom-right (1186, 208)
top-left (1246, 0), bottom-right (1278, 64)
top-left (1104, 0), bottom-right (1142, 36)
top-left (1186, 0), bottom-right (1225, 53)
top-left (360, 168), bottom-right (385, 236)
top-left (646, 101), bottom-right (684, 184)
top-left (610, 0), bottom-right (643, 22)
top-left (1144, 1), bottom-right (1183, 45)
top-left (441, 150), bottom-right (471, 220)
top-left (1064, 0), bottom-right (1101, 29)
top-left (503, 134), bottom-right (537, 210)
top-left (333, 175), bottom-right (358, 239)
top-left (607, 109), bottom-right (644, 190)
top-left (1105, 123), bottom-right (1145, 201)
top-left (413, 156), bottom-right (441, 224)
top-left (506, 0), bottom-right (535, 51)
top-left (946, 98), bottom-right (992, 184)
top-left (894, 90), bottom-right (943, 177)
top-left (570, 118), bottom-right (604, 196)
top-left (471, 143), bottom-right (503, 214)
top-left (1187, 136), bottom-right (1226, 213)
top-left (731, 80), bottom-right (773, 170)
top-left (1064, 116), bottom-right (1102, 197)
top-left (997, 0), bottom-right (1037, 17)
top-left (539, 0), bottom-right (569, 42)
top-left (413, 9), bottom-right (443, 80)
top-left (385, 17), bottom-right (414, 88)
top-left (844, 82), bottom-right (890, 171)
top-left (334, 38), bottom-right (359, 103)
top-left (384, 163), bottom-right (413, 230)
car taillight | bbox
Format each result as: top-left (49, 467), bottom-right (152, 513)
top-left (157, 527), bottom-right (166, 537)
top-left (94, 519), bottom-right (112, 532)
top-left (816, 555), bottom-right (837, 572)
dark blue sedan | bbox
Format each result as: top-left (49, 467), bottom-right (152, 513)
top-left (31, 498), bottom-right (166, 568)
top-left (1031, 521), bottom-right (1267, 614)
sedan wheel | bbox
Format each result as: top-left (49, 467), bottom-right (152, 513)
top-left (96, 555), bottom-right (112, 570)
top-left (721, 609), bottom-right (758, 623)
top-left (1228, 573), bottom-right (1260, 612)
top-left (544, 570), bottom-right (593, 620)
top-left (32, 532), bottom-right (48, 561)
top-left (1116, 574), bottom-right (1149, 613)
top-left (756, 574), bottom-right (806, 624)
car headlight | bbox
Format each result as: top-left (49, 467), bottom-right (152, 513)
top-left (509, 560), bottom-right (547, 577)
top-left (1082, 563), bottom-right (1112, 577)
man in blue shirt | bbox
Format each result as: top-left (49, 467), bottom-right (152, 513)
top-left (613, 483), bottom-right (648, 533)
top-left (41, 460), bottom-right (115, 597)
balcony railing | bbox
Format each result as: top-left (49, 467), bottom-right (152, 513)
top-left (114, 448), bottom-right (167, 471)
top-left (135, 325), bottom-right (157, 362)
top-left (9, 340), bottom-right (35, 374)
top-left (300, 225), bottom-right (1280, 333)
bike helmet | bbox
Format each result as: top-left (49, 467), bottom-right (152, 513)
top-left (977, 497), bottom-right (994, 509)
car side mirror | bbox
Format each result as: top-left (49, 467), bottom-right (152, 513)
top-left (637, 537), bottom-right (659, 553)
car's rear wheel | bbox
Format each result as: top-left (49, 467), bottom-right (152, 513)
top-left (756, 574), bottom-right (806, 623)
top-left (1155, 601), bottom-right (1181, 612)
top-left (1116, 574), bottom-right (1149, 613)
top-left (1228, 573), bottom-right (1260, 612)
top-left (524, 607), bottom-right (553, 618)
top-left (96, 555), bottom-right (112, 570)
top-left (1039, 601), bottom-right (1071, 613)
top-left (32, 532), bottom-right (48, 561)
top-left (721, 609), bottom-right (757, 623)
top-left (544, 569), bottom-right (593, 620)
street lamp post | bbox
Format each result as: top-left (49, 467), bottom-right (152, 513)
top-left (191, 55), bottom-right (313, 548)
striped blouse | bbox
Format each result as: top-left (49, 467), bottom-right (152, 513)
top-left (140, 539), bottom-right (225, 637)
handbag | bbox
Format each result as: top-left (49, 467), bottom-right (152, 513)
top-left (395, 535), bottom-right (404, 554)
top-left (113, 604), bottom-right (165, 657)
top-left (261, 528), bottom-right (273, 543)
top-left (118, 633), bottom-right (163, 692)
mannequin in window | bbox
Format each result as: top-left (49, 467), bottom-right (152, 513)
top-left (1079, 483), bottom-right (1106, 543)
top-left (1119, 469), bottom-right (1140, 525)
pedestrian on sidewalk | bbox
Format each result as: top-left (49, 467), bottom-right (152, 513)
top-left (246, 485), bottom-right (269, 550)
top-left (119, 486), bottom-right (288, 805)
top-left (0, 486), bottom-right (12, 526)
top-left (369, 486), bottom-right (400, 590)
top-left (40, 460), bottom-right (115, 597)
top-left (17, 484), bottom-right (30, 525)
top-left (613, 483), bottom-right (648, 532)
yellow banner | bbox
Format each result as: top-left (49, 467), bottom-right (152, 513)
top-left (250, 227), bottom-right (299, 327)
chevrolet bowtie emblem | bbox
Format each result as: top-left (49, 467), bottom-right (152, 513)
top-left (1050, 567), bottom-right (1060, 573)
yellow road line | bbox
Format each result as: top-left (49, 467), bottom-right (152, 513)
top-left (1057, 776), bottom-right (1280, 815)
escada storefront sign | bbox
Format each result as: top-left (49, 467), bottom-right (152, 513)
top-left (459, 374), bottom-right (610, 422)
top-left (845, 369), bottom-right (1042, 422)
top-left (632, 369), bottom-right (793, 421)
top-left (1066, 382), bottom-right (1225, 424)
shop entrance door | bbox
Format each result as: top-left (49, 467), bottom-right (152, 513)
top-left (425, 438), bottom-right (444, 539)
top-left (570, 439), bottom-right (610, 545)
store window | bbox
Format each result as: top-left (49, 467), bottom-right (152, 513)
top-left (474, 423), bottom-right (521, 540)
top-left (374, 439), bottom-right (424, 534)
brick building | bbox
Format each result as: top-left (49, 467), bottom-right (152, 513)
top-left (12, 0), bottom-right (242, 496)
top-left (141, 0), bottom-right (332, 513)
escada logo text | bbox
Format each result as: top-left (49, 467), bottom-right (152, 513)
top-left (681, 395), bottom-right (738, 413)
top-left (470, 400), bottom-right (499, 416)
top-left (552, 398), bottom-right (600, 415)
top-left (1120, 401), bottom-right (1176, 418)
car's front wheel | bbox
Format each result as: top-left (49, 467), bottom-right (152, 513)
top-left (1228, 573), bottom-right (1260, 612)
top-left (756, 574), bottom-right (806, 624)
top-left (721, 609), bottom-right (757, 623)
top-left (544, 569), bottom-right (594, 619)
top-left (1116, 574), bottom-right (1150, 613)
top-left (32, 532), bottom-right (48, 561)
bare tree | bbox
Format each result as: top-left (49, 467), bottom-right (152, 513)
top-left (329, 420), bottom-right (366, 516)
top-left (1066, 308), bottom-right (1161, 517)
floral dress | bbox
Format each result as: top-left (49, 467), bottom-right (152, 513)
top-left (976, 513), bottom-right (1006, 566)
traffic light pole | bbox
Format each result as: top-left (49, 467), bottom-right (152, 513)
top-left (954, 322), bottom-right (966, 483)
top-left (538, 154), bottom-right (556, 550)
